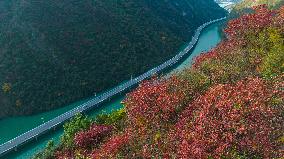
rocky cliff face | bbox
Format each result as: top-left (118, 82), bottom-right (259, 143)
top-left (0, 0), bottom-right (226, 118)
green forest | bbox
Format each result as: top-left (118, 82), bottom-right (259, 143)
top-left (0, 0), bottom-right (226, 118)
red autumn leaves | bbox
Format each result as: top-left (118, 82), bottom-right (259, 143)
top-left (91, 133), bottom-right (129, 158)
top-left (125, 78), bottom-right (185, 127)
top-left (74, 124), bottom-right (113, 148)
top-left (172, 77), bottom-right (283, 158)
top-left (225, 4), bottom-right (275, 38)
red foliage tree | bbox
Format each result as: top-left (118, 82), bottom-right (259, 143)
top-left (74, 124), bottom-right (113, 149)
top-left (126, 78), bottom-right (184, 121)
top-left (273, 6), bottom-right (284, 31)
top-left (90, 133), bottom-right (129, 159)
top-left (55, 149), bottom-right (75, 159)
top-left (225, 4), bottom-right (276, 38)
top-left (123, 77), bottom-right (187, 157)
top-left (171, 77), bottom-right (283, 159)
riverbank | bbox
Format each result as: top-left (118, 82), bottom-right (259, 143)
top-left (1, 21), bottom-right (224, 159)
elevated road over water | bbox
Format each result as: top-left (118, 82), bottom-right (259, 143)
top-left (0, 17), bottom-right (226, 157)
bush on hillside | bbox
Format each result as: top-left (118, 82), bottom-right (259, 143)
top-left (60, 113), bottom-right (92, 148)
top-left (171, 77), bottom-right (283, 158)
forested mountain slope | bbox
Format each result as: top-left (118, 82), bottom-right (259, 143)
top-left (0, 0), bottom-right (226, 118)
top-left (234, 0), bottom-right (283, 9)
top-left (34, 5), bottom-right (284, 159)
top-left (228, 0), bottom-right (284, 19)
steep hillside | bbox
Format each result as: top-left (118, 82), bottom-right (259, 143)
top-left (0, 0), bottom-right (226, 118)
top-left (33, 5), bottom-right (284, 159)
top-left (229, 0), bottom-right (284, 19)
top-left (234, 0), bottom-right (283, 9)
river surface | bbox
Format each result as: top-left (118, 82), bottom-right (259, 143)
top-left (1, 21), bottom-right (223, 159)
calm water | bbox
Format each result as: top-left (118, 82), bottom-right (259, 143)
top-left (0, 21), bottom-right (223, 159)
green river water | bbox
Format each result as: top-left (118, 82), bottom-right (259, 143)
top-left (0, 21), bottom-right (223, 159)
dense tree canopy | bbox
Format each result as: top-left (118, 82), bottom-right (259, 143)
top-left (0, 0), bottom-right (226, 118)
